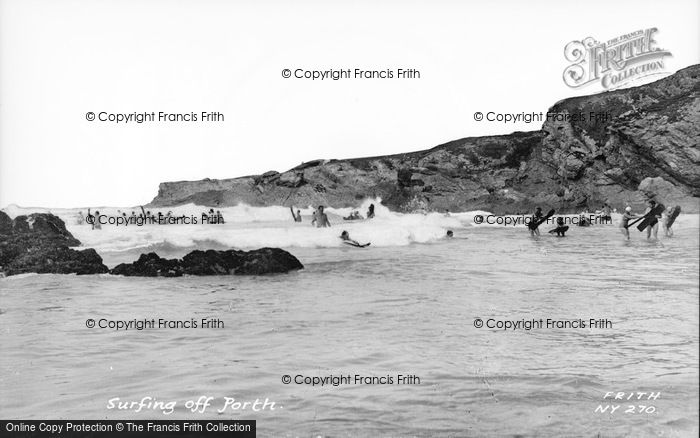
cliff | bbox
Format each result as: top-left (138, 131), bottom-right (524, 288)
top-left (150, 65), bottom-right (700, 213)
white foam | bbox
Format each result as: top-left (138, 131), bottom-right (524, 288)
top-left (4, 202), bottom-right (697, 251)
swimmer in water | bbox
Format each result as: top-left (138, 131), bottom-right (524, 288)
top-left (366, 204), bottom-right (375, 219)
top-left (554, 217), bottom-right (567, 237)
top-left (662, 206), bottom-right (674, 237)
top-left (578, 214), bottom-right (590, 227)
top-left (446, 230), bottom-right (454, 238)
top-left (340, 230), bottom-right (360, 246)
top-left (343, 211), bottom-right (363, 220)
top-left (311, 205), bottom-right (331, 228)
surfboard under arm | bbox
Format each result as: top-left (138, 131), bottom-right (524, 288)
top-left (529, 209), bottom-right (555, 230)
top-left (636, 204), bottom-right (665, 231)
top-left (666, 206), bottom-right (681, 228)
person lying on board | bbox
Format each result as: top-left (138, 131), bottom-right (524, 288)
top-left (340, 230), bottom-right (371, 247)
top-left (340, 230), bottom-right (360, 246)
top-left (366, 204), bottom-right (375, 219)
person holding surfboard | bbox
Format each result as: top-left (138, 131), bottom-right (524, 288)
top-left (87, 208), bottom-right (101, 230)
top-left (662, 205), bottom-right (681, 237)
top-left (549, 217), bottom-right (568, 237)
top-left (619, 206), bottom-right (639, 240)
top-left (529, 207), bottom-right (543, 236)
top-left (642, 200), bottom-right (662, 240)
top-left (528, 207), bottom-right (554, 236)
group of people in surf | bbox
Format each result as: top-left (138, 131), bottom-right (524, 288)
top-left (619, 200), bottom-right (677, 240)
top-left (289, 204), bottom-right (377, 247)
top-left (79, 208), bottom-right (147, 230)
top-left (289, 203), bottom-right (376, 226)
top-left (527, 200), bottom-right (678, 240)
top-left (576, 203), bottom-right (613, 227)
top-left (78, 207), bottom-right (226, 230)
top-left (201, 209), bottom-right (224, 221)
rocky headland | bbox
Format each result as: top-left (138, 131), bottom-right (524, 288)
top-left (149, 65), bottom-right (700, 213)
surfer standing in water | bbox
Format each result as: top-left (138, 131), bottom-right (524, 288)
top-left (366, 204), bottom-right (375, 219)
top-left (619, 206), bottom-right (638, 240)
top-left (662, 207), bottom-right (674, 237)
top-left (601, 203), bottom-right (612, 223)
top-left (529, 207), bottom-right (543, 236)
top-left (311, 205), bottom-right (331, 228)
top-left (642, 200), bottom-right (661, 240)
top-left (553, 217), bottom-right (567, 237)
top-left (87, 208), bottom-right (101, 230)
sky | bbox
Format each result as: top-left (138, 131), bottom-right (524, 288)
top-left (1, 0), bottom-right (698, 208)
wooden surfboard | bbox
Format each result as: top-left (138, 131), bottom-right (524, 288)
top-left (636, 203), bottom-right (665, 231)
top-left (343, 241), bottom-right (371, 248)
top-left (666, 205), bottom-right (681, 228)
top-left (528, 209), bottom-right (555, 230)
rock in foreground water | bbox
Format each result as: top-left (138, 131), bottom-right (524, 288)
top-left (0, 211), bottom-right (108, 276)
top-left (110, 248), bottom-right (304, 277)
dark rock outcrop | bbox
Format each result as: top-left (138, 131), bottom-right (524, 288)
top-left (110, 253), bottom-right (183, 277)
top-left (0, 211), bottom-right (108, 276)
top-left (149, 65), bottom-right (700, 213)
top-left (110, 248), bottom-right (304, 277)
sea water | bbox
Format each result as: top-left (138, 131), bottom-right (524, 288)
top-left (1, 203), bottom-right (698, 437)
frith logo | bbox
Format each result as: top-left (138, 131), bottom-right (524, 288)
top-left (563, 28), bottom-right (672, 90)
